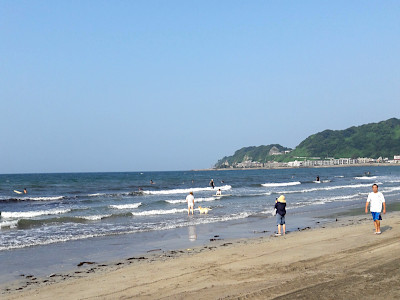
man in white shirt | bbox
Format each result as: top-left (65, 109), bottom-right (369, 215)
top-left (186, 192), bottom-right (195, 215)
top-left (365, 184), bottom-right (386, 234)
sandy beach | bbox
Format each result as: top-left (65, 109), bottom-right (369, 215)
top-left (2, 211), bottom-right (400, 300)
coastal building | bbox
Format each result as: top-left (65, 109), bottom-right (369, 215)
top-left (216, 155), bottom-right (400, 169)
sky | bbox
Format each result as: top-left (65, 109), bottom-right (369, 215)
top-left (1, 1), bottom-right (399, 173)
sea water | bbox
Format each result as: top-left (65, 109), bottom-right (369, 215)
top-left (1, 166), bottom-right (400, 283)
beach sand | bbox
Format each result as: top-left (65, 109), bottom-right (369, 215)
top-left (3, 212), bottom-right (400, 300)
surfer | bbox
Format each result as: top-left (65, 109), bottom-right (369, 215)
top-left (216, 189), bottom-right (222, 196)
top-left (365, 184), bottom-right (386, 234)
top-left (316, 176), bottom-right (320, 182)
top-left (209, 179), bottom-right (215, 189)
top-left (186, 192), bottom-right (195, 215)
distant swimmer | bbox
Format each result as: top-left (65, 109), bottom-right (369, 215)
top-left (150, 180), bottom-right (155, 184)
top-left (186, 191), bottom-right (195, 215)
top-left (216, 189), bottom-right (222, 196)
top-left (221, 180), bottom-right (224, 184)
top-left (24, 188), bottom-right (28, 194)
top-left (209, 179), bottom-right (215, 189)
top-left (316, 176), bottom-right (320, 182)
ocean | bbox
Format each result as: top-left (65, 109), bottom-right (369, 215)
top-left (1, 166), bottom-right (400, 284)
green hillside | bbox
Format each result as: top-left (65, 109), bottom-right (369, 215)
top-left (214, 118), bottom-right (400, 168)
top-left (214, 144), bottom-right (292, 168)
top-left (289, 118), bottom-right (400, 159)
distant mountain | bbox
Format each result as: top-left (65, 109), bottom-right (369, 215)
top-left (214, 118), bottom-right (400, 168)
top-left (214, 144), bottom-right (292, 168)
top-left (288, 118), bottom-right (400, 159)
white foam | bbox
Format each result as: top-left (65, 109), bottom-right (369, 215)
top-left (354, 176), bottom-right (378, 180)
top-left (383, 186), bottom-right (400, 193)
top-left (0, 220), bottom-right (18, 229)
top-left (260, 208), bottom-right (275, 215)
top-left (109, 203), bottom-right (142, 209)
top-left (131, 208), bottom-right (188, 216)
top-left (9, 196), bottom-right (65, 201)
top-left (296, 193), bottom-right (364, 207)
top-left (142, 185), bottom-right (232, 195)
top-left (1, 208), bottom-right (71, 219)
top-left (88, 193), bottom-right (104, 197)
top-left (262, 181), bottom-right (301, 187)
top-left (0, 212), bottom-right (252, 251)
top-left (279, 183), bottom-right (380, 194)
top-left (31, 196), bottom-right (65, 201)
top-left (165, 199), bottom-right (186, 204)
top-left (165, 197), bottom-right (216, 204)
top-left (81, 214), bottom-right (111, 221)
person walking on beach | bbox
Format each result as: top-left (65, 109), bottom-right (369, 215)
top-left (365, 183), bottom-right (386, 234)
top-left (186, 191), bottom-right (195, 215)
top-left (275, 195), bottom-right (286, 236)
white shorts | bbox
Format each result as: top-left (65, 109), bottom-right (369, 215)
top-left (188, 203), bottom-right (194, 208)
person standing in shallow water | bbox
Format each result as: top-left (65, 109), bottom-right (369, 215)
top-left (186, 192), bottom-right (195, 215)
top-left (275, 195), bottom-right (286, 236)
top-left (209, 179), bottom-right (215, 189)
top-left (365, 183), bottom-right (386, 234)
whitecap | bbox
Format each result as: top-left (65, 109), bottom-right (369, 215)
top-left (278, 183), bottom-right (380, 194)
top-left (354, 176), bottom-right (378, 180)
top-left (109, 203), bottom-right (142, 209)
top-left (131, 208), bottom-right (188, 216)
top-left (1, 208), bottom-right (71, 219)
top-left (142, 185), bottom-right (232, 195)
top-left (80, 214), bottom-right (111, 221)
top-left (0, 220), bottom-right (18, 229)
top-left (261, 182), bottom-right (301, 187)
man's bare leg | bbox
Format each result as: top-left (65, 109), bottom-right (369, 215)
top-left (376, 220), bottom-right (381, 233)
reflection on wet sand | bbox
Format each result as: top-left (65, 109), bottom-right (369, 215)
top-left (188, 225), bottom-right (197, 241)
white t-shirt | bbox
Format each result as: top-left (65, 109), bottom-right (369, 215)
top-left (186, 194), bottom-right (194, 206)
top-left (367, 191), bottom-right (385, 212)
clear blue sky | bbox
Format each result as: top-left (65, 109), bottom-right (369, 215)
top-left (1, 1), bottom-right (399, 173)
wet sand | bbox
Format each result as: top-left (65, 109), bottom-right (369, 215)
top-left (3, 212), bottom-right (400, 300)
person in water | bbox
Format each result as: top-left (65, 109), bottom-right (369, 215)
top-left (316, 176), bottom-right (320, 182)
top-left (210, 179), bottom-right (215, 189)
top-left (275, 195), bottom-right (287, 236)
top-left (216, 189), bottom-right (222, 196)
top-left (24, 188), bottom-right (28, 194)
top-left (186, 191), bottom-right (195, 215)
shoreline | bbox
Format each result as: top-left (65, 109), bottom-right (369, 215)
top-left (3, 211), bottom-right (400, 299)
top-left (0, 209), bottom-right (325, 287)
